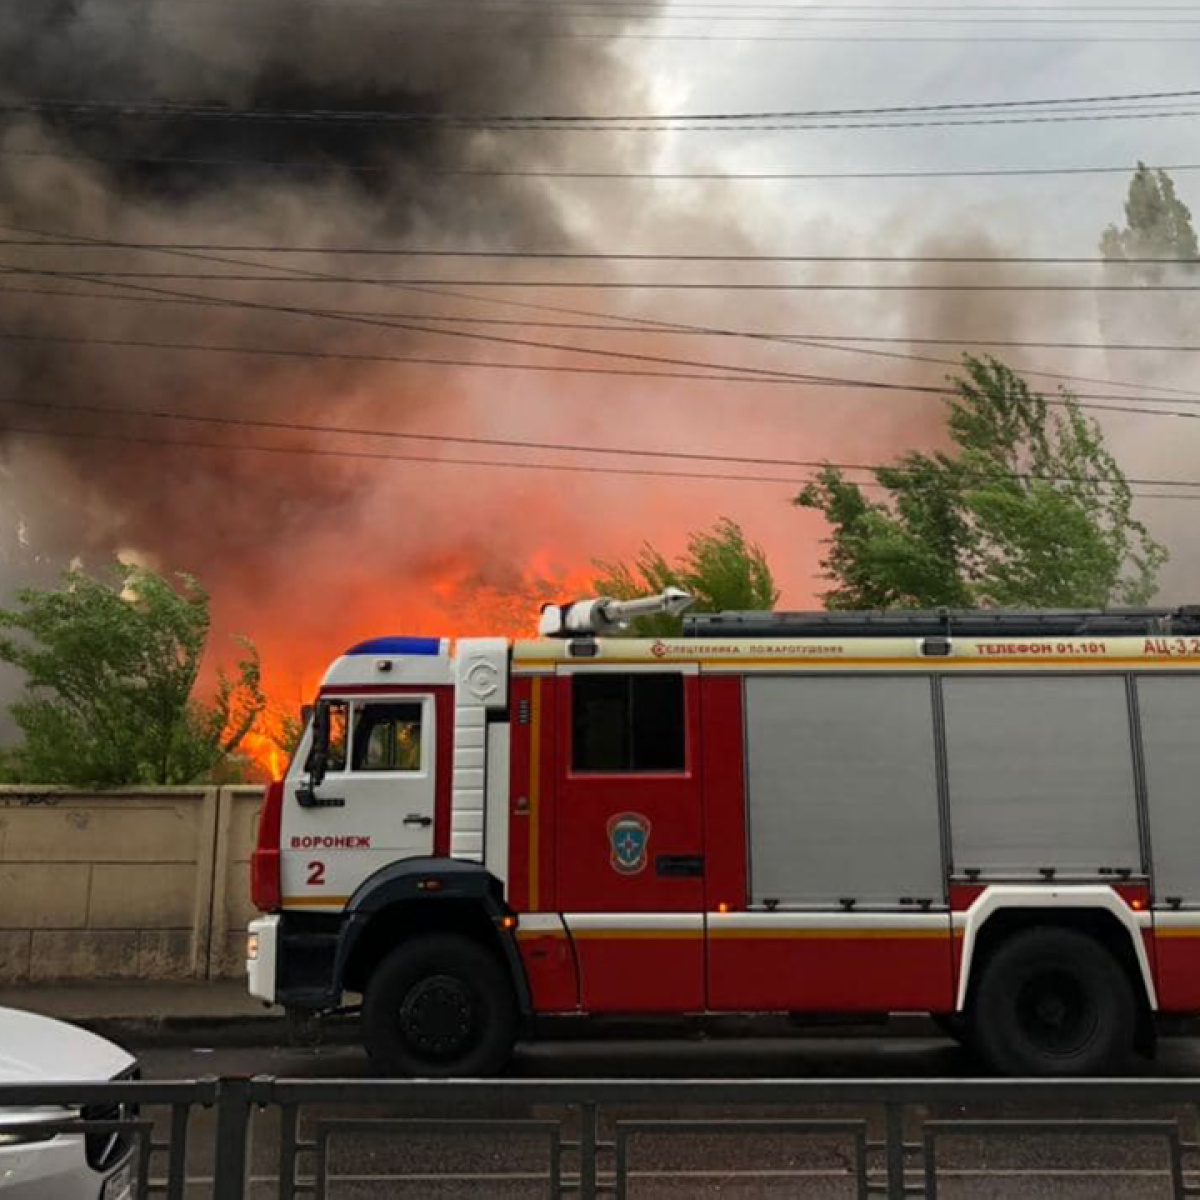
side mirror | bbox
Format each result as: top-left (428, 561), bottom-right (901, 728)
top-left (305, 702), bottom-right (330, 789)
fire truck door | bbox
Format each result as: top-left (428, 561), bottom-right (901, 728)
top-left (281, 693), bottom-right (439, 909)
top-left (555, 668), bottom-right (705, 1012)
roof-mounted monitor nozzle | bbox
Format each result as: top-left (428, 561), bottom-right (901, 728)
top-left (539, 587), bottom-right (694, 638)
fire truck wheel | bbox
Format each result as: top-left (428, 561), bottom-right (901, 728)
top-left (362, 934), bottom-right (517, 1078)
top-left (969, 926), bottom-right (1135, 1077)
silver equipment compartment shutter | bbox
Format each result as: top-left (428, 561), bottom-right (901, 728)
top-left (745, 675), bottom-right (943, 908)
top-left (942, 675), bottom-right (1140, 878)
top-left (1137, 675), bottom-right (1200, 905)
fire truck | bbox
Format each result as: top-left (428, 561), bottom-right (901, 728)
top-left (247, 591), bottom-right (1200, 1077)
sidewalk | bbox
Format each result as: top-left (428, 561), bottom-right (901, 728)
top-left (0, 980), bottom-right (296, 1045)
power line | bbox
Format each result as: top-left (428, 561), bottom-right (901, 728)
top-left (9, 221), bottom-right (1196, 406)
top-left (441, 162), bottom-right (1200, 181)
top-left (14, 280), bottom-right (1200, 396)
top-left (5, 267), bottom-right (1197, 291)
top-left (39, 9), bottom-right (1200, 43)
top-left (6, 402), bottom-right (1200, 498)
top-left (5, 262), bottom-right (1199, 407)
top-left (52, 1), bottom-right (1200, 11)
top-left (15, 279), bottom-right (1200, 352)
top-left (9, 87), bottom-right (1195, 124)
top-left (7, 229), bottom-right (1200, 494)
top-left (0, 421), bottom-right (824, 487)
top-left (0, 326), bottom-right (870, 388)
top-left (5, 324), bottom-right (1200, 422)
top-left (0, 146), bottom-right (1196, 182)
top-left (54, 0), bottom-right (1200, 18)
top-left (5, 100), bottom-right (1200, 133)
top-left (12, 283), bottom-right (1200, 354)
top-left (7, 238), bottom-right (1200, 265)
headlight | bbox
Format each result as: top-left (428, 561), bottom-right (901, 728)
top-left (247, 932), bottom-right (260, 961)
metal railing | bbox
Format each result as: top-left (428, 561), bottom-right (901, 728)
top-left (5, 1076), bottom-right (1200, 1198)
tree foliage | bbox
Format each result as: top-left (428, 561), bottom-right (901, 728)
top-left (0, 564), bottom-right (265, 785)
top-left (795, 356), bottom-right (1167, 610)
top-left (592, 517), bottom-right (779, 636)
top-left (1100, 162), bottom-right (1199, 273)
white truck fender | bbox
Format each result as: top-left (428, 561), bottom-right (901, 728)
top-left (954, 885), bottom-right (1156, 1012)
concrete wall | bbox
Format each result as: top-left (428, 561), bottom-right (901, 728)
top-left (0, 785), bottom-right (263, 982)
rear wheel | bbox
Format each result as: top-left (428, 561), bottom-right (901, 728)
top-left (969, 926), bottom-right (1135, 1076)
top-left (362, 934), bottom-right (517, 1077)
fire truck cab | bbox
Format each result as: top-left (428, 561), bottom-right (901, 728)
top-left (248, 594), bottom-right (1200, 1077)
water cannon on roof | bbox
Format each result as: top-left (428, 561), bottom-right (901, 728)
top-left (539, 587), bottom-right (694, 637)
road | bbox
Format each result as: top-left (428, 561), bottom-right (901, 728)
top-left (125, 1029), bottom-right (1200, 1197)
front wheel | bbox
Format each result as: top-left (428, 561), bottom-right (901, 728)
top-left (362, 934), bottom-right (517, 1077)
top-left (968, 926), bottom-right (1135, 1076)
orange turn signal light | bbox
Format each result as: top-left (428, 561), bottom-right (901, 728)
top-left (717, 902), bottom-right (730, 914)
top-left (501, 914), bottom-right (519, 931)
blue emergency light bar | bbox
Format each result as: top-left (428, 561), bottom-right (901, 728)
top-left (345, 637), bottom-right (442, 656)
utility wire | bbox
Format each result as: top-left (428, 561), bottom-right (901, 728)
top-left (4, 268), bottom-right (1197, 291)
top-left (7, 238), bottom-right (1200, 264)
top-left (39, 10), bottom-right (1200, 42)
top-left (8, 257), bottom-right (1200, 408)
top-left (8, 229), bottom-right (1200, 491)
top-left (52, 0), bottom-right (1200, 17)
top-left (1, 147), bottom-right (1197, 182)
top-left (11, 220), bottom-right (1198, 406)
top-left (12, 284), bottom-right (1200, 356)
top-left (13, 281), bottom-right (1200, 406)
top-left (19, 108), bottom-right (1200, 133)
top-left (4, 98), bottom-right (1200, 132)
top-left (9, 326), bottom-right (1200, 419)
top-left (8, 87), bottom-right (1196, 124)
top-left (7, 404), bottom-right (1200, 498)
top-left (53, 1), bottom-right (1200, 11)
top-left (6, 252), bottom-right (1199, 403)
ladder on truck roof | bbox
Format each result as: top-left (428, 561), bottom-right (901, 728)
top-left (684, 606), bottom-right (1200, 639)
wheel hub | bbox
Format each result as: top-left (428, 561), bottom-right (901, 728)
top-left (1015, 968), bottom-right (1097, 1054)
top-left (398, 974), bottom-right (477, 1059)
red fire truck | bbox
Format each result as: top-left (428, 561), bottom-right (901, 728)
top-left (247, 591), bottom-right (1200, 1077)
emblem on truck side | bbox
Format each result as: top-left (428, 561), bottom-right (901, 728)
top-left (607, 812), bottom-right (651, 875)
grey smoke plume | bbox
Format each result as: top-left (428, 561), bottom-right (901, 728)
top-left (0, 0), bottom-right (680, 626)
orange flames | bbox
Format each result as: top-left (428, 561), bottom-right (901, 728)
top-left (230, 554), bottom-right (598, 781)
top-left (239, 729), bottom-right (287, 782)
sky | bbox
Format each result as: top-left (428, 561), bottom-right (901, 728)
top-left (618, 1), bottom-right (1200, 599)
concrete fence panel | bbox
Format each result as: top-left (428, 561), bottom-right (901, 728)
top-left (0, 786), bottom-right (226, 983)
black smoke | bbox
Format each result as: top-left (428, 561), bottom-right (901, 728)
top-left (0, 0), bottom-right (665, 597)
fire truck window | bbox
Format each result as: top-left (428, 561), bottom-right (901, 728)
top-left (327, 701), bottom-right (348, 773)
top-left (351, 702), bottom-right (423, 772)
top-left (572, 673), bottom-right (685, 773)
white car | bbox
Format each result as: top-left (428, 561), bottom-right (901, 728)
top-left (0, 1007), bottom-right (137, 1200)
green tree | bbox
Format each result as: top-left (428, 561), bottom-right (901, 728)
top-left (1101, 163), bottom-right (1199, 274)
top-left (795, 356), bottom-right (1167, 610)
top-left (592, 517), bottom-right (779, 636)
top-left (0, 564), bottom-right (265, 785)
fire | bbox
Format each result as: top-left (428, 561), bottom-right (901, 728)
top-left (228, 556), bottom-right (598, 781)
top-left (240, 730), bottom-right (286, 781)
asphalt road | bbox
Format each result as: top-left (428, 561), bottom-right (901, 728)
top-left (124, 1030), bottom-right (1200, 1198)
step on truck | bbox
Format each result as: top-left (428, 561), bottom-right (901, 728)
top-left (247, 590), bottom-right (1200, 1076)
